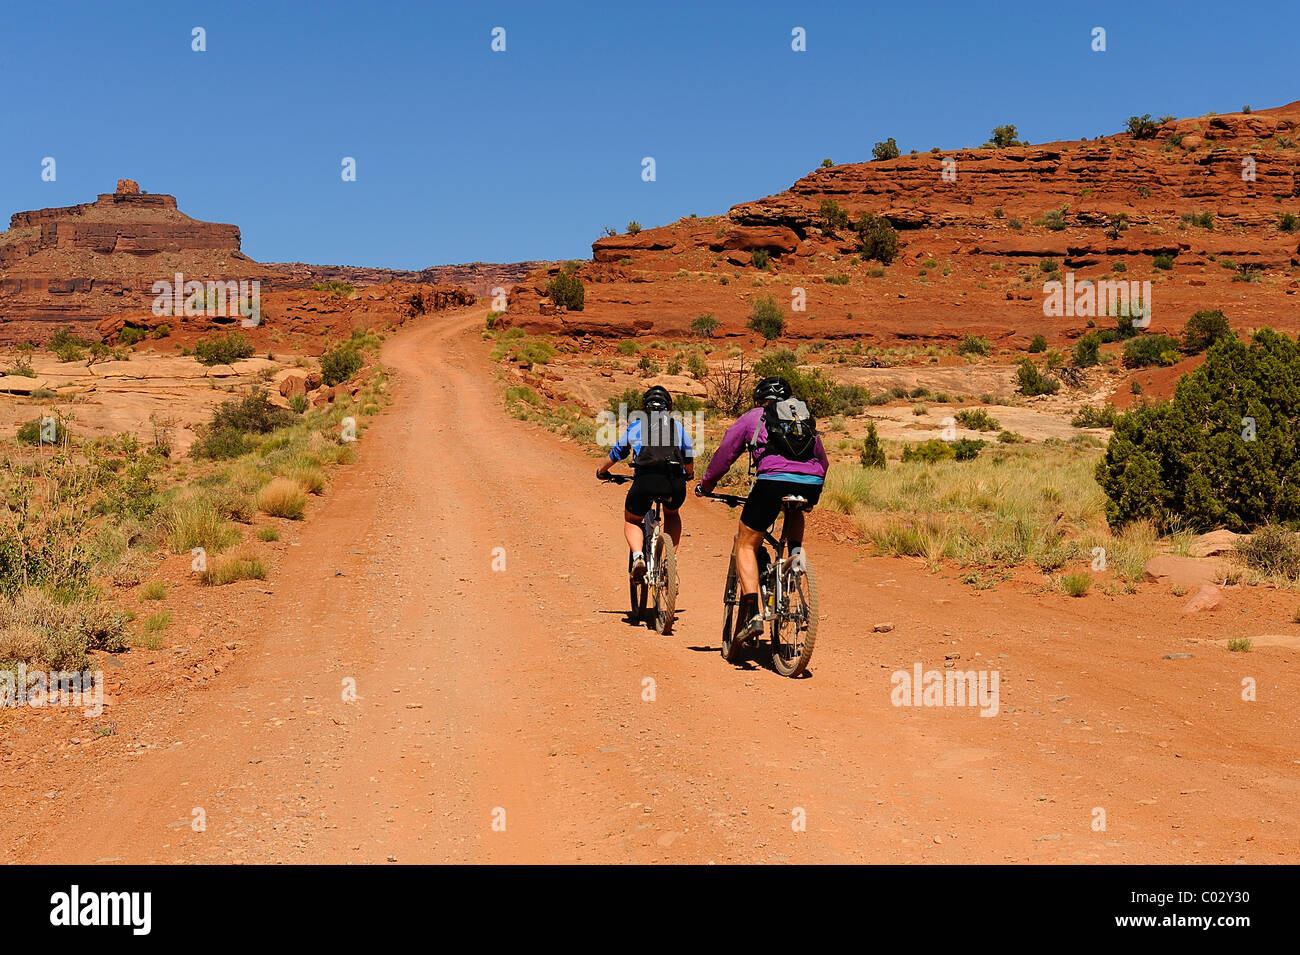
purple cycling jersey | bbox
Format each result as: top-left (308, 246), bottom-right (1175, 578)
top-left (702, 406), bottom-right (828, 486)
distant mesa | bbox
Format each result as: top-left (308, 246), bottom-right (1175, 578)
top-left (0, 180), bottom-right (545, 341)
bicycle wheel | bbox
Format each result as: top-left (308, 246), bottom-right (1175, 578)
top-left (628, 552), bottom-right (647, 623)
top-left (771, 560), bottom-right (819, 677)
top-left (720, 555), bottom-right (745, 662)
top-left (649, 532), bottom-right (677, 634)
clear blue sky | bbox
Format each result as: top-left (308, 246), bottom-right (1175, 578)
top-left (2, 0), bottom-right (1296, 268)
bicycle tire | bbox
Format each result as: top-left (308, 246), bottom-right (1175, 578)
top-left (649, 533), bottom-right (677, 634)
top-left (720, 554), bottom-right (745, 662)
top-left (771, 560), bottom-right (818, 677)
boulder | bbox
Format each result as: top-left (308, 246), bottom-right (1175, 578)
top-left (0, 375), bottom-right (49, 395)
top-left (1188, 529), bottom-right (1244, 558)
top-left (1181, 583), bottom-right (1223, 614)
top-left (1142, 554), bottom-right (1229, 589)
top-left (278, 371), bottom-right (309, 399)
top-left (709, 226), bottom-right (800, 254)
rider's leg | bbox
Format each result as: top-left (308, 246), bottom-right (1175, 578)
top-left (735, 522), bottom-right (764, 594)
top-left (623, 509), bottom-right (645, 554)
top-left (663, 508), bottom-right (682, 548)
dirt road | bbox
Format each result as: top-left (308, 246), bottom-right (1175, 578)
top-left (4, 305), bottom-right (1297, 863)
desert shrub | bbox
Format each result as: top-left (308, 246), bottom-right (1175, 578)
top-left (690, 314), bottom-right (719, 338)
top-left (1235, 526), bottom-right (1300, 580)
top-left (957, 335), bottom-right (991, 357)
top-left (1072, 332), bottom-right (1101, 367)
top-left (202, 547), bottom-right (269, 586)
top-left (16, 416), bottom-right (68, 446)
top-left (954, 408), bottom-right (1000, 431)
top-left (860, 423), bottom-right (886, 469)
top-left (951, 438), bottom-right (986, 460)
top-left (751, 249), bottom-right (771, 271)
top-left (194, 332), bottom-right (255, 366)
top-left (258, 478), bottom-right (307, 520)
top-left (855, 213), bottom-right (899, 264)
top-left (1122, 333), bottom-right (1181, 368)
top-left (1060, 572), bottom-right (1092, 596)
top-left (1181, 309), bottom-right (1231, 354)
top-left (872, 138), bottom-right (900, 161)
top-left (747, 297), bottom-right (785, 340)
top-left (1029, 334), bottom-right (1047, 353)
top-left (1153, 253), bottom-right (1175, 270)
top-left (1071, 405), bottom-right (1117, 428)
top-left (987, 125), bottom-right (1024, 147)
top-left (118, 325), bottom-right (148, 346)
top-left (825, 274), bottom-right (850, 286)
top-left (163, 497), bottom-right (239, 554)
top-left (1096, 328), bottom-right (1300, 530)
top-left (1016, 359), bottom-right (1060, 396)
top-left (819, 199), bottom-right (850, 233)
top-left (546, 270), bottom-right (585, 311)
top-left (626, 221), bottom-right (642, 235)
top-left (687, 351), bottom-right (708, 380)
top-left (1127, 114), bottom-right (1159, 139)
top-left (320, 342), bottom-right (363, 385)
top-left (1279, 212), bottom-right (1300, 233)
top-left (257, 526), bottom-right (281, 542)
top-left (0, 590), bottom-right (128, 670)
top-left (902, 440), bottom-right (955, 463)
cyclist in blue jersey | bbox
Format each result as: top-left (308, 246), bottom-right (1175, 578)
top-left (596, 386), bottom-right (694, 580)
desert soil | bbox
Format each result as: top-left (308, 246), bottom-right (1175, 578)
top-left (2, 304), bottom-right (1297, 864)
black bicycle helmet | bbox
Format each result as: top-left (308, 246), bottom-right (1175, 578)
top-left (753, 376), bottom-right (792, 404)
top-left (642, 385), bottom-right (673, 412)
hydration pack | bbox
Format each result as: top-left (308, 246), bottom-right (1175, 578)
top-left (751, 398), bottom-right (817, 463)
top-left (633, 411), bottom-right (685, 469)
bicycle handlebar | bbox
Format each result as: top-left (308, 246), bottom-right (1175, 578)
top-left (598, 472), bottom-right (633, 485)
top-left (697, 489), bottom-right (746, 508)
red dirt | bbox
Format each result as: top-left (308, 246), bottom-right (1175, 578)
top-left (2, 304), bottom-right (1296, 863)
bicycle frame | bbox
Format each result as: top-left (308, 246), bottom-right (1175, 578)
top-left (706, 490), bottom-right (805, 624)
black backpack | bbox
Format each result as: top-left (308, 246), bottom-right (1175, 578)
top-left (752, 398), bottom-right (817, 462)
top-left (634, 411), bottom-right (685, 469)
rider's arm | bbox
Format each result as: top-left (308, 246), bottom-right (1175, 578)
top-left (699, 410), bottom-right (755, 491)
top-left (600, 422), bottom-right (635, 476)
top-left (814, 434), bottom-right (830, 473)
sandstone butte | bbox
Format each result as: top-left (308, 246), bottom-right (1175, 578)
top-left (508, 101), bottom-right (1300, 363)
top-left (0, 178), bottom-right (539, 347)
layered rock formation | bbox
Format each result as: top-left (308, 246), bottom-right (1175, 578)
top-left (509, 102), bottom-right (1300, 345)
top-left (265, 261), bottom-right (550, 297)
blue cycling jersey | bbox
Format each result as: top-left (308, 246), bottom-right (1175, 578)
top-left (608, 413), bottom-right (694, 472)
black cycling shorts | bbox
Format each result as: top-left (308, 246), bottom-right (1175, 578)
top-left (740, 478), bottom-right (821, 532)
top-left (625, 470), bottom-right (686, 517)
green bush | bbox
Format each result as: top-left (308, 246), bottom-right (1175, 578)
top-left (194, 332), bottom-right (255, 366)
top-left (1016, 359), bottom-right (1060, 396)
top-left (546, 270), bottom-right (585, 311)
top-left (951, 438), bottom-right (987, 461)
top-left (747, 297), bottom-right (785, 340)
top-left (320, 343), bottom-right (364, 385)
top-left (1071, 404), bottom-right (1117, 428)
top-left (751, 249), bottom-right (771, 270)
top-left (626, 221), bottom-right (642, 235)
top-left (16, 416), bottom-right (68, 446)
top-left (118, 325), bottom-right (148, 346)
top-left (902, 440), bottom-right (955, 463)
top-left (1122, 333), bottom-right (1181, 368)
top-left (957, 335), bottom-right (992, 357)
top-left (690, 313), bottom-right (719, 338)
top-left (855, 214), bottom-right (899, 265)
top-left (1096, 328), bottom-right (1300, 530)
top-left (688, 351), bottom-right (708, 380)
top-left (872, 138), bottom-right (900, 161)
top-left (1029, 334), bottom-right (1047, 353)
top-left (860, 422), bottom-right (886, 469)
top-left (987, 125), bottom-right (1024, 147)
top-left (1126, 114), bottom-right (1159, 139)
top-left (1181, 309), bottom-right (1231, 354)
top-left (1236, 526), bottom-right (1300, 579)
top-left (1280, 212), bottom-right (1300, 233)
top-left (1073, 332), bottom-right (1101, 367)
top-left (819, 199), bottom-right (850, 233)
top-left (1153, 253), bottom-right (1175, 271)
top-left (954, 408), bottom-right (1000, 431)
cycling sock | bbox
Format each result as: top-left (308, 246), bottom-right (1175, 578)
top-left (632, 551), bottom-right (644, 562)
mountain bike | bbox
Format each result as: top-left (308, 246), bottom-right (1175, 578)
top-left (699, 488), bottom-right (819, 677)
top-left (600, 473), bottom-right (678, 634)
